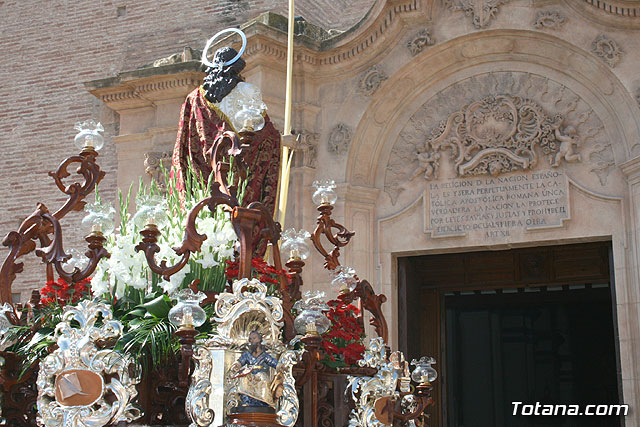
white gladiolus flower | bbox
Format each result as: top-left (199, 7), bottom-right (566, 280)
top-left (87, 184), bottom-right (240, 302)
top-left (218, 245), bottom-right (235, 259)
top-left (161, 263), bottom-right (190, 295)
top-left (218, 221), bottom-right (237, 243)
top-left (90, 262), bottom-right (110, 296)
top-left (195, 250), bottom-right (219, 268)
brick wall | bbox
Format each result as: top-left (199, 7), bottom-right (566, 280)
top-left (0, 0), bottom-right (374, 300)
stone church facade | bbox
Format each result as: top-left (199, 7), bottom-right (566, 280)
top-left (3, 0), bottom-right (640, 425)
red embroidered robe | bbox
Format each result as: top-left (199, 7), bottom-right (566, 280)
top-left (171, 87), bottom-right (281, 216)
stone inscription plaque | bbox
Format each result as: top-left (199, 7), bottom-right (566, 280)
top-left (428, 171), bottom-right (569, 238)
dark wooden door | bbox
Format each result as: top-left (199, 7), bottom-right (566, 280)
top-left (399, 241), bottom-right (621, 427)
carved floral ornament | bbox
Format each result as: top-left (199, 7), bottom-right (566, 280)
top-left (328, 123), bottom-right (353, 155)
top-left (384, 72), bottom-right (615, 204)
top-left (357, 65), bottom-right (388, 97)
top-left (591, 34), bottom-right (623, 68)
top-left (533, 10), bottom-right (567, 30)
top-left (445, 0), bottom-right (511, 28)
top-left (407, 28), bottom-right (435, 56)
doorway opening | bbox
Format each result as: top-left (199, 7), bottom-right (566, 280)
top-left (398, 241), bottom-right (622, 427)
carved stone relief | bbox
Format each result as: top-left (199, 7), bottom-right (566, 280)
top-left (328, 123), bottom-right (353, 155)
top-left (405, 95), bottom-right (578, 180)
top-left (590, 140), bottom-right (615, 186)
top-left (292, 131), bottom-right (319, 167)
top-left (533, 10), bottom-right (567, 30)
top-left (445, 0), bottom-right (511, 28)
top-left (357, 66), bottom-right (388, 97)
top-left (384, 72), bottom-right (613, 204)
top-left (144, 151), bottom-right (171, 189)
top-left (407, 28), bottom-right (435, 56)
top-left (591, 34), bottom-right (623, 68)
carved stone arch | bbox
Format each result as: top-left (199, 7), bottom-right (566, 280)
top-left (345, 29), bottom-right (640, 189)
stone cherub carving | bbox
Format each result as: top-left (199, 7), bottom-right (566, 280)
top-left (551, 122), bottom-right (581, 167)
top-left (409, 144), bottom-right (440, 181)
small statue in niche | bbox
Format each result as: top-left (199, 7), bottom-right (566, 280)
top-left (229, 330), bottom-right (284, 410)
top-left (551, 123), bottom-right (581, 167)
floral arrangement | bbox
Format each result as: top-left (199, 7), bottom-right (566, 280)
top-left (4, 165), bottom-right (242, 375)
top-left (320, 294), bottom-right (366, 367)
top-left (2, 162), bottom-right (368, 381)
top-left (40, 277), bottom-right (92, 306)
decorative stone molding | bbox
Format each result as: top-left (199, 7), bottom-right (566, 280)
top-left (533, 11), bottom-right (567, 29)
top-left (86, 65), bottom-right (204, 111)
top-left (236, 2), bottom-right (422, 76)
top-left (144, 151), bottom-right (172, 187)
top-left (384, 72), bottom-right (612, 204)
top-left (583, 0), bottom-right (640, 17)
top-left (357, 66), bottom-right (388, 97)
top-left (564, 0), bottom-right (640, 30)
top-left (591, 34), bottom-right (623, 67)
top-left (445, 0), bottom-right (511, 28)
top-left (152, 46), bottom-right (203, 67)
top-left (407, 28), bottom-right (435, 56)
top-left (328, 123), bottom-right (353, 155)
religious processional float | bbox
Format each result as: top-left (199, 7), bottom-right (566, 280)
top-left (0, 28), bottom-right (437, 427)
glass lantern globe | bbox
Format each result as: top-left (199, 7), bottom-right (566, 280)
top-left (312, 180), bottom-right (338, 206)
top-left (168, 289), bottom-right (207, 329)
top-left (411, 356), bottom-right (438, 384)
top-left (294, 309), bottom-right (331, 336)
top-left (331, 266), bottom-right (357, 293)
top-left (82, 200), bottom-right (115, 234)
top-left (234, 106), bottom-right (265, 132)
top-left (133, 194), bottom-right (168, 229)
top-left (281, 228), bottom-right (311, 261)
top-left (293, 290), bottom-right (331, 336)
top-left (73, 120), bottom-right (104, 151)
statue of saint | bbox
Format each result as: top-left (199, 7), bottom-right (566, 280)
top-left (229, 330), bottom-right (284, 409)
top-left (171, 46), bottom-right (281, 215)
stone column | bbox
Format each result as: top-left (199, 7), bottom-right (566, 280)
top-left (619, 155), bottom-right (640, 425)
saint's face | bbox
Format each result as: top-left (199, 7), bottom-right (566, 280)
top-left (248, 332), bottom-right (262, 354)
top-left (249, 332), bottom-right (261, 346)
